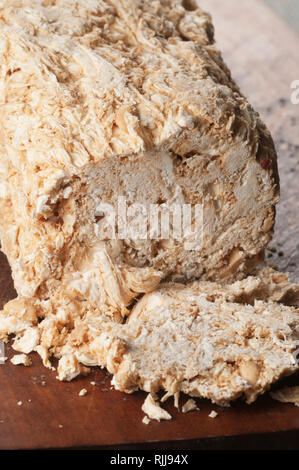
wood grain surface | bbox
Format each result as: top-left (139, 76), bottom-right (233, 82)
top-left (0, 0), bottom-right (299, 450)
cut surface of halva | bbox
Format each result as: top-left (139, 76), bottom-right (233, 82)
top-left (82, 270), bottom-right (299, 406)
top-left (0, 1), bottom-right (295, 408)
top-left (0, 0), bottom-right (279, 326)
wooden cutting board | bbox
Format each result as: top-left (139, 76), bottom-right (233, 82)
top-left (1, 0), bottom-right (299, 450)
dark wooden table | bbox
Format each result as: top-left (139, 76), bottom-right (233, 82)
top-left (0, 0), bottom-right (299, 450)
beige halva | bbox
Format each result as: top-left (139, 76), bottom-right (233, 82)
top-left (0, 0), bottom-right (298, 419)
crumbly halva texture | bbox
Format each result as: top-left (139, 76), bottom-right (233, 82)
top-left (0, 0), bottom-right (279, 329)
top-left (161, 390), bottom-right (180, 408)
top-left (182, 399), bottom-right (199, 413)
top-left (0, 268), bottom-right (299, 394)
top-left (83, 272), bottom-right (299, 406)
top-left (11, 353), bottom-right (32, 366)
top-left (142, 394), bottom-right (172, 421)
top-left (0, 0), bottom-right (297, 409)
top-left (1, 267), bottom-right (299, 405)
top-left (142, 415), bottom-right (151, 425)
